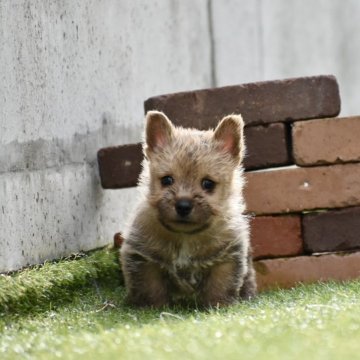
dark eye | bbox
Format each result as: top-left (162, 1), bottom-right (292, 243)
top-left (161, 176), bottom-right (174, 187)
top-left (201, 178), bottom-right (216, 192)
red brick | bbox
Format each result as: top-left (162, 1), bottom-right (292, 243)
top-left (114, 232), bottom-right (124, 249)
top-left (303, 207), bottom-right (360, 253)
top-left (244, 163), bottom-right (360, 215)
top-left (293, 116), bottom-right (360, 166)
top-left (255, 252), bottom-right (360, 291)
top-left (97, 143), bottom-right (142, 189)
top-left (250, 215), bottom-right (303, 259)
top-left (144, 75), bottom-right (340, 129)
top-left (244, 123), bottom-right (290, 170)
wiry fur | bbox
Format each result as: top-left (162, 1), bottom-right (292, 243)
top-left (120, 111), bottom-right (257, 307)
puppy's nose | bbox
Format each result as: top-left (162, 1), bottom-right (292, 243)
top-left (175, 199), bottom-right (193, 217)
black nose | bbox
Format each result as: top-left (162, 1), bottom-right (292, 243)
top-left (175, 199), bottom-right (193, 217)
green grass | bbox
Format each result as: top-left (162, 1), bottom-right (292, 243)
top-left (1, 249), bottom-right (360, 360)
top-left (0, 248), bottom-right (121, 314)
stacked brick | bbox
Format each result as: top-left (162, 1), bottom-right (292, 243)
top-left (98, 75), bottom-right (340, 188)
top-left (247, 114), bottom-right (360, 291)
top-left (97, 75), bottom-right (360, 291)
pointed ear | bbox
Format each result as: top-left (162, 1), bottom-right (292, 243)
top-left (145, 111), bottom-right (174, 152)
top-left (213, 114), bottom-right (245, 161)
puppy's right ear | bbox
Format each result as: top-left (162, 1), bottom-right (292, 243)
top-left (145, 111), bottom-right (174, 152)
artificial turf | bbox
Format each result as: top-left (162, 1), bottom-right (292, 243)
top-left (1, 248), bottom-right (359, 360)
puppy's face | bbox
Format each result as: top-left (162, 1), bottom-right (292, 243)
top-left (144, 111), bottom-right (244, 234)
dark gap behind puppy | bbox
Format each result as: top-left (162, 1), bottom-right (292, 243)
top-left (120, 111), bottom-right (256, 307)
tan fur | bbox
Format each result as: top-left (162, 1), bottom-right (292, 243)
top-left (120, 111), bottom-right (257, 307)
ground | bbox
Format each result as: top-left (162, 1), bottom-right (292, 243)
top-left (1, 249), bottom-right (359, 360)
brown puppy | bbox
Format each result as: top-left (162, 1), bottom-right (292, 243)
top-left (120, 111), bottom-right (256, 307)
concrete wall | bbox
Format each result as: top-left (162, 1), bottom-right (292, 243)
top-left (0, 0), bottom-right (212, 272)
top-left (1, 0), bottom-right (359, 272)
top-left (212, 0), bottom-right (360, 116)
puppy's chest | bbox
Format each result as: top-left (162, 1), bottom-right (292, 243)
top-left (166, 244), bottom-right (214, 293)
top-left (172, 245), bottom-right (195, 268)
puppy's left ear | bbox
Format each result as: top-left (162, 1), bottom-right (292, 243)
top-left (213, 114), bottom-right (245, 163)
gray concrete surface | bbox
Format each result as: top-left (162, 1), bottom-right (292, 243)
top-left (0, 0), bottom-right (212, 272)
top-left (0, 164), bottom-right (136, 272)
top-left (1, 0), bottom-right (360, 272)
top-left (212, 0), bottom-right (360, 116)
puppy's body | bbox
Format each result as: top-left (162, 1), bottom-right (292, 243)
top-left (120, 112), bottom-right (256, 307)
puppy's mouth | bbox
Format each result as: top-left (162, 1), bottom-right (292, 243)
top-left (159, 218), bottom-right (210, 234)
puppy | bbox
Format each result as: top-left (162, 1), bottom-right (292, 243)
top-left (120, 111), bottom-right (256, 307)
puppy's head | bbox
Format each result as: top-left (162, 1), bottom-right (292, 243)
top-left (143, 111), bottom-right (245, 234)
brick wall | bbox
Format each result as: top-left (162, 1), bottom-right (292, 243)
top-left (245, 113), bottom-right (360, 290)
top-left (98, 75), bottom-right (360, 291)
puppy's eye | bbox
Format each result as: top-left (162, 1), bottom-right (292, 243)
top-left (161, 176), bottom-right (174, 187)
top-left (201, 178), bottom-right (216, 192)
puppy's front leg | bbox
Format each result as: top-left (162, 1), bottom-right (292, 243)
top-left (121, 252), bottom-right (169, 307)
top-left (199, 261), bottom-right (242, 307)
